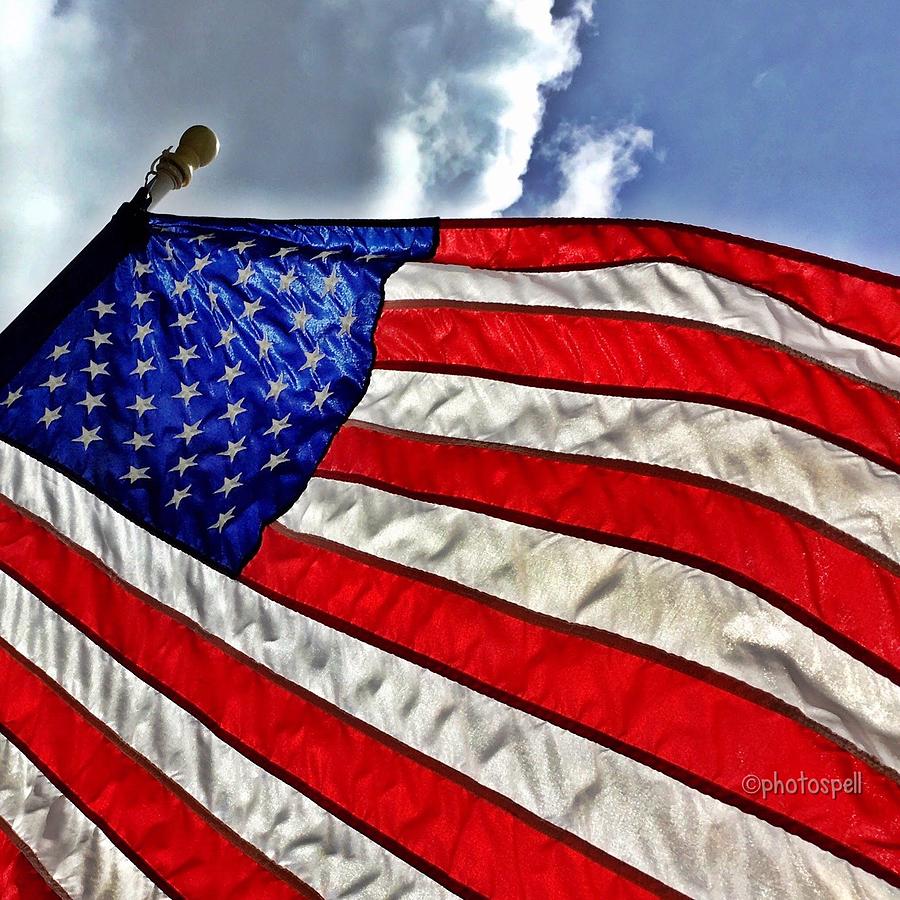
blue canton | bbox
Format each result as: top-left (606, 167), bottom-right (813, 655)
top-left (0, 214), bottom-right (436, 571)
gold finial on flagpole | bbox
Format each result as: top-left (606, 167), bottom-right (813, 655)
top-left (139, 125), bottom-right (220, 209)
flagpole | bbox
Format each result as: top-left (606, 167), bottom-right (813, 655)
top-left (132, 125), bottom-right (219, 210)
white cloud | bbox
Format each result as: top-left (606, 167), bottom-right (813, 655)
top-left (0, 0), bottom-right (595, 324)
top-left (344, 0), bottom-right (595, 216)
top-left (0, 1), bottom-right (111, 319)
top-left (541, 123), bottom-right (654, 216)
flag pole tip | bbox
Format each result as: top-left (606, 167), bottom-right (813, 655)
top-left (152, 125), bottom-right (219, 195)
top-left (177, 125), bottom-right (220, 170)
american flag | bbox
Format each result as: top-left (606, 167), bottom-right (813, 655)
top-left (0, 210), bottom-right (897, 898)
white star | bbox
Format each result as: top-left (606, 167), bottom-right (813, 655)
top-left (174, 311), bottom-right (197, 331)
top-left (338, 309), bottom-right (357, 336)
top-left (229, 240), bottom-right (256, 254)
top-left (256, 335), bottom-right (273, 360)
top-left (311, 382), bottom-right (333, 411)
top-left (355, 252), bottom-right (384, 262)
top-left (214, 473), bottom-right (243, 498)
top-left (89, 300), bottom-right (116, 318)
top-left (209, 507), bottom-right (236, 533)
top-left (46, 342), bottom-right (70, 361)
top-left (81, 360), bottom-right (109, 380)
top-left (240, 297), bottom-right (264, 320)
top-left (220, 399), bottom-right (247, 426)
top-left (127, 394), bottom-right (156, 417)
top-left (174, 420), bottom-right (203, 446)
top-left (217, 436), bottom-right (247, 463)
top-left (77, 391), bottom-right (105, 414)
top-left (133, 260), bottom-right (152, 277)
top-left (166, 486), bottom-right (192, 510)
top-left (72, 426), bottom-right (102, 449)
top-left (2, 387), bottom-right (22, 408)
top-left (132, 291), bottom-right (154, 309)
top-left (290, 306), bottom-right (312, 333)
top-left (173, 381), bottom-right (201, 404)
top-left (321, 266), bottom-right (341, 296)
top-left (190, 254), bottom-right (212, 274)
top-left (40, 373), bottom-right (66, 393)
top-left (38, 406), bottom-right (62, 428)
top-left (124, 431), bottom-right (155, 451)
top-left (130, 357), bottom-right (156, 378)
top-left (218, 361), bottom-right (244, 385)
top-left (233, 262), bottom-right (255, 286)
top-left (216, 325), bottom-right (238, 350)
top-left (171, 344), bottom-right (199, 366)
top-left (169, 455), bottom-right (198, 477)
top-left (262, 450), bottom-right (290, 472)
top-left (278, 268), bottom-right (298, 293)
top-left (120, 465), bottom-right (150, 484)
top-left (265, 373), bottom-right (288, 401)
top-left (312, 249), bottom-right (339, 261)
top-left (133, 322), bottom-right (154, 345)
top-left (300, 344), bottom-right (326, 373)
top-left (206, 286), bottom-right (220, 310)
top-left (190, 233), bottom-right (215, 245)
top-left (163, 240), bottom-right (175, 261)
top-left (173, 277), bottom-right (191, 299)
top-left (264, 414), bottom-right (292, 437)
top-left (86, 329), bottom-right (113, 349)
top-left (271, 246), bottom-right (298, 259)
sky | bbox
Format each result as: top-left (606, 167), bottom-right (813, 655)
top-left (1, 0), bottom-right (897, 327)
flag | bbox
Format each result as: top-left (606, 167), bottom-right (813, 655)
top-left (0, 208), bottom-right (897, 899)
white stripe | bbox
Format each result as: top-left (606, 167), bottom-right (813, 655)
top-left (0, 441), bottom-right (891, 899)
top-left (0, 570), bottom-right (444, 900)
top-left (282, 476), bottom-right (900, 776)
top-left (0, 733), bottom-right (163, 900)
top-left (353, 370), bottom-right (900, 563)
top-left (385, 261), bottom-right (900, 392)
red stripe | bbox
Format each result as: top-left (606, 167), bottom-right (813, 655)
top-left (0, 819), bottom-right (60, 900)
top-left (0, 496), bottom-right (669, 900)
top-left (373, 306), bottom-right (900, 472)
top-left (0, 641), bottom-right (305, 900)
top-left (247, 528), bottom-right (900, 883)
top-left (319, 424), bottom-right (900, 682)
top-left (435, 220), bottom-right (900, 352)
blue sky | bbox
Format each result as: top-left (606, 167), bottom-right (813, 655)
top-left (0, 1), bottom-right (896, 324)
top-left (519, 0), bottom-right (899, 270)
